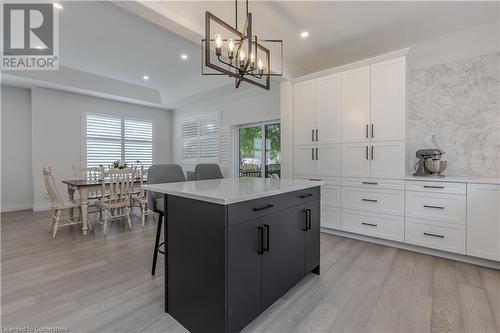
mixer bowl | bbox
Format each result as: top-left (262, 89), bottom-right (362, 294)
top-left (425, 160), bottom-right (447, 175)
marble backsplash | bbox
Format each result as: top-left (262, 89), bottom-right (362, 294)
top-left (408, 52), bottom-right (500, 178)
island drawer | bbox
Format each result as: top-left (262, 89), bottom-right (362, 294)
top-left (228, 187), bottom-right (320, 225)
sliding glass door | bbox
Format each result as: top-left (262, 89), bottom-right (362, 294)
top-left (238, 122), bottom-right (281, 178)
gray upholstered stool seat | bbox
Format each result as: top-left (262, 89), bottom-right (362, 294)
top-left (194, 163), bottom-right (223, 180)
top-left (146, 164), bottom-right (186, 276)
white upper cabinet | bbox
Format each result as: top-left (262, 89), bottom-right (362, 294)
top-left (467, 184), bottom-right (500, 261)
top-left (342, 143), bottom-right (370, 178)
top-left (370, 141), bottom-right (406, 179)
top-left (293, 145), bottom-right (316, 177)
top-left (293, 80), bottom-right (316, 146)
top-left (316, 75), bottom-right (341, 144)
top-left (341, 66), bottom-right (371, 143)
top-left (316, 144), bottom-right (341, 177)
top-left (370, 57), bottom-right (406, 142)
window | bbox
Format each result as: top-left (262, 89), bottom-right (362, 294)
top-left (180, 112), bottom-right (221, 163)
top-left (84, 114), bottom-right (153, 168)
top-left (238, 122), bottom-right (281, 178)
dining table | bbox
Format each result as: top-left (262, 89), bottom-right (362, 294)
top-left (62, 178), bottom-right (142, 235)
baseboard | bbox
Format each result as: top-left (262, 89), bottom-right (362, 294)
top-left (1, 203), bottom-right (33, 213)
top-left (321, 227), bottom-right (500, 270)
top-left (32, 203), bottom-right (51, 212)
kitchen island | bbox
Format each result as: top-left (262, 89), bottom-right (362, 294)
top-left (144, 177), bottom-right (323, 333)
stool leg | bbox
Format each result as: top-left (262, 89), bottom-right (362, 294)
top-left (152, 213), bottom-right (163, 276)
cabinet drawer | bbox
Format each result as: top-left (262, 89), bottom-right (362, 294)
top-left (321, 206), bottom-right (340, 230)
top-left (341, 187), bottom-right (404, 216)
top-left (405, 218), bottom-right (466, 254)
top-left (405, 191), bottom-right (466, 224)
top-left (342, 177), bottom-right (404, 190)
top-left (405, 180), bottom-right (466, 195)
top-left (322, 185), bottom-right (340, 207)
top-left (341, 209), bottom-right (404, 242)
top-left (228, 188), bottom-right (320, 225)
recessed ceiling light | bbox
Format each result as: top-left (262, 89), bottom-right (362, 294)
top-left (53, 2), bottom-right (63, 10)
top-left (180, 54), bottom-right (188, 60)
top-left (142, 75), bottom-right (150, 80)
top-left (300, 31), bottom-right (309, 38)
top-left (35, 46), bottom-right (44, 49)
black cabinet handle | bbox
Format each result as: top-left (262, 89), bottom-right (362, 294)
top-left (311, 148), bottom-right (315, 160)
top-left (253, 204), bottom-right (274, 212)
top-left (302, 210), bottom-right (308, 231)
top-left (306, 209), bottom-right (312, 230)
top-left (366, 124), bottom-right (369, 138)
top-left (315, 129), bottom-right (319, 142)
top-left (309, 178), bottom-right (322, 181)
top-left (371, 146), bottom-right (374, 160)
top-left (311, 129), bottom-right (315, 142)
top-left (263, 224), bottom-right (270, 251)
top-left (316, 148), bottom-right (319, 160)
top-left (424, 232), bottom-right (444, 238)
top-left (300, 193), bottom-right (313, 198)
top-left (362, 198), bottom-right (378, 202)
top-left (423, 185), bottom-right (444, 189)
top-left (365, 146), bottom-right (369, 160)
top-left (362, 222), bottom-right (378, 227)
top-left (371, 124), bottom-right (374, 138)
top-left (423, 205), bottom-right (444, 209)
top-left (362, 181), bottom-right (378, 185)
top-left (257, 226), bottom-right (264, 254)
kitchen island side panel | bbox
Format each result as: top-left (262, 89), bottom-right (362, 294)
top-left (166, 194), bottom-right (228, 333)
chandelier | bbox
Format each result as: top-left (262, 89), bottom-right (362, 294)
top-left (202, 0), bottom-right (283, 90)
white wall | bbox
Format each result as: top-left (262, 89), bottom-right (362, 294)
top-left (0, 85), bottom-right (173, 211)
top-left (407, 21), bottom-right (500, 70)
top-left (172, 83), bottom-right (281, 175)
top-left (1, 86), bottom-right (33, 212)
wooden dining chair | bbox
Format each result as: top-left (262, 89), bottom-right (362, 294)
top-left (131, 167), bottom-right (151, 227)
top-left (72, 165), bottom-right (103, 199)
top-left (96, 168), bottom-right (134, 236)
top-left (42, 167), bottom-right (83, 237)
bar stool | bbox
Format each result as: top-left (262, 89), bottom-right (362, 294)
top-left (147, 164), bottom-right (186, 276)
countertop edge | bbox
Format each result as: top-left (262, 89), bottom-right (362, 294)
top-left (404, 176), bottom-right (500, 185)
top-left (143, 181), bottom-right (324, 205)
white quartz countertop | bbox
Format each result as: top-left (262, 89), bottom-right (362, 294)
top-left (143, 178), bottom-right (324, 205)
top-left (405, 176), bottom-right (500, 185)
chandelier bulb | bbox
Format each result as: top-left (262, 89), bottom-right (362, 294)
top-left (239, 50), bottom-right (246, 67)
top-left (258, 59), bottom-right (264, 75)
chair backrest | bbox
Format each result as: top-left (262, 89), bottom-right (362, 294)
top-left (73, 165), bottom-right (102, 181)
top-left (134, 166), bottom-right (147, 197)
top-left (147, 164), bottom-right (186, 200)
top-left (102, 168), bottom-right (134, 204)
top-left (42, 167), bottom-right (62, 207)
top-left (194, 164), bottom-right (223, 181)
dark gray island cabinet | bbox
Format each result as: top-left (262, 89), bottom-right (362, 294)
top-left (144, 178), bottom-right (322, 333)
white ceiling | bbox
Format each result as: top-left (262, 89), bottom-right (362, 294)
top-left (3, 1), bottom-right (499, 108)
top-left (137, 1), bottom-right (499, 74)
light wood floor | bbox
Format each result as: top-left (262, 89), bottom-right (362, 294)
top-left (2, 209), bottom-right (500, 333)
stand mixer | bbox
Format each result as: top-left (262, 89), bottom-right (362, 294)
top-left (413, 149), bottom-right (447, 177)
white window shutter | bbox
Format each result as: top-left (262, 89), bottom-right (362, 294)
top-left (85, 114), bottom-right (122, 168)
top-left (124, 119), bottom-right (153, 168)
top-left (180, 112), bottom-right (221, 163)
top-left (219, 127), bottom-right (231, 177)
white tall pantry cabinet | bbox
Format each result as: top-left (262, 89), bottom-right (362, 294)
top-left (292, 55), bottom-right (406, 239)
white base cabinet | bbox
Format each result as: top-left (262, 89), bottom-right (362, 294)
top-left (342, 209), bottom-right (404, 242)
top-left (467, 184), bottom-right (500, 261)
top-left (405, 218), bottom-right (466, 255)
